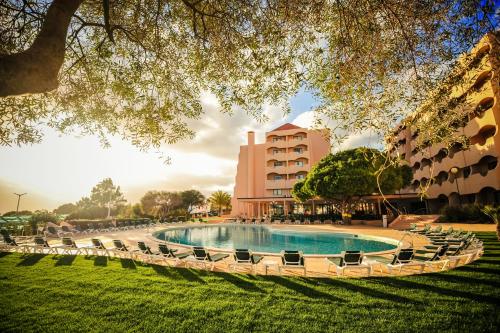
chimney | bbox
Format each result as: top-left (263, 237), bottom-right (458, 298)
top-left (247, 131), bottom-right (255, 145)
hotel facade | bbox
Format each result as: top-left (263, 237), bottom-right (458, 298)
top-left (230, 123), bottom-right (330, 217)
top-left (389, 32), bottom-right (500, 212)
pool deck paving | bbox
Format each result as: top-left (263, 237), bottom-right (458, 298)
top-left (39, 222), bottom-right (491, 278)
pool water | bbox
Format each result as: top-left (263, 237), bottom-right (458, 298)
top-left (153, 225), bottom-right (397, 255)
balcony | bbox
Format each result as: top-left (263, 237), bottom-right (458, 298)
top-left (464, 105), bottom-right (496, 138)
top-left (265, 179), bottom-right (289, 189)
top-left (264, 179), bottom-right (302, 189)
top-left (266, 139), bottom-right (289, 148)
top-left (287, 164), bottom-right (308, 174)
top-left (265, 165), bottom-right (287, 174)
top-left (267, 152), bottom-right (288, 161)
top-left (287, 178), bottom-right (300, 188)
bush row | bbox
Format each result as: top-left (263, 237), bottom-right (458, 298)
top-left (439, 204), bottom-right (491, 223)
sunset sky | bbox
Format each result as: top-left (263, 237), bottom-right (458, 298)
top-left (0, 90), bottom-right (380, 213)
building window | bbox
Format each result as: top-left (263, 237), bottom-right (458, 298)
top-left (295, 161), bottom-right (304, 166)
top-left (293, 147), bottom-right (303, 154)
top-left (273, 136), bottom-right (285, 142)
top-left (274, 161), bottom-right (283, 167)
top-left (274, 175), bottom-right (283, 180)
top-left (294, 135), bottom-right (303, 140)
top-left (273, 149), bottom-right (280, 155)
top-left (273, 189), bottom-right (283, 196)
top-left (297, 174), bottom-right (306, 180)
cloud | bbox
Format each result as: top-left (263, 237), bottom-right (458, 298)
top-left (291, 110), bottom-right (383, 151)
top-left (169, 92), bottom-right (286, 158)
top-left (336, 131), bottom-right (383, 152)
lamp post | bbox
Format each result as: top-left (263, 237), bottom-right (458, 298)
top-left (450, 167), bottom-right (462, 206)
top-left (13, 192), bottom-right (27, 216)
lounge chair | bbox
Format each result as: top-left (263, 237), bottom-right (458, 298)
top-left (29, 236), bottom-right (58, 254)
top-left (284, 219), bottom-right (292, 224)
top-left (427, 225), bottom-right (442, 234)
top-left (136, 241), bottom-right (156, 263)
top-left (367, 248), bottom-right (426, 274)
top-left (230, 249), bottom-right (263, 273)
top-left (57, 237), bottom-right (86, 255)
top-left (411, 244), bottom-right (450, 271)
top-left (326, 251), bottom-right (371, 276)
top-left (430, 232), bottom-right (474, 245)
top-left (192, 247), bottom-right (229, 270)
top-left (273, 219), bottom-right (281, 224)
top-left (60, 225), bottom-right (76, 236)
top-left (86, 224), bottom-right (98, 233)
top-left (44, 226), bottom-right (62, 238)
top-left (156, 243), bottom-right (191, 266)
top-left (280, 250), bottom-right (306, 276)
top-left (98, 223), bottom-right (110, 232)
top-left (407, 223), bottom-right (417, 231)
top-left (313, 219), bottom-right (321, 225)
top-left (427, 227), bottom-right (453, 237)
top-left (323, 219), bottom-right (333, 224)
top-left (88, 238), bottom-right (110, 256)
top-left (410, 224), bottom-right (430, 234)
top-left (1, 234), bottom-right (26, 253)
top-left (303, 219), bottom-right (311, 224)
top-left (111, 240), bottom-right (136, 259)
top-left (294, 219), bottom-right (301, 224)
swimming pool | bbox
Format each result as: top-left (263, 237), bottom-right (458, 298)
top-left (153, 224), bottom-right (398, 255)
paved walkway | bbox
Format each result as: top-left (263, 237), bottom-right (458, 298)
top-left (41, 222), bottom-right (488, 278)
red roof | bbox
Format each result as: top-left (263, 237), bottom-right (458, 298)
top-left (270, 123), bottom-right (302, 131)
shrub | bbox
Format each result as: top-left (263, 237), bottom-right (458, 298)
top-left (439, 204), bottom-right (490, 223)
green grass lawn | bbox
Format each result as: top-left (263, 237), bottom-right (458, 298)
top-left (1, 233), bottom-right (499, 333)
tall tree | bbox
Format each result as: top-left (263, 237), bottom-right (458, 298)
top-left (298, 148), bottom-right (412, 224)
top-left (181, 190), bottom-right (205, 214)
top-left (208, 190), bottom-right (231, 216)
top-left (89, 178), bottom-right (126, 218)
top-left (292, 181), bottom-right (313, 203)
top-left (53, 203), bottom-right (77, 215)
top-left (140, 190), bottom-right (182, 218)
top-left (0, 1), bottom-right (496, 149)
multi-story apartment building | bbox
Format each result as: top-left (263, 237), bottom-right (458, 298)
top-left (389, 32), bottom-right (500, 212)
top-left (231, 123), bottom-right (330, 217)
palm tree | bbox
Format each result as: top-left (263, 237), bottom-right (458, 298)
top-left (208, 190), bottom-right (232, 216)
top-left (482, 205), bottom-right (500, 240)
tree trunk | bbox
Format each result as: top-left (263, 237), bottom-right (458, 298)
top-left (0, 0), bottom-right (84, 97)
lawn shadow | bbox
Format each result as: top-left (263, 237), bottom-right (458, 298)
top-left (120, 258), bottom-right (137, 269)
top-left (371, 277), bottom-right (500, 305)
top-left (94, 256), bottom-right (108, 267)
top-left (217, 272), bottom-right (266, 293)
top-left (457, 265), bottom-right (500, 275)
top-left (264, 275), bottom-right (343, 302)
top-left (319, 278), bottom-right (417, 304)
top-left (424, 271), bottom-right (500, 288)
top-left (16, 253), bottom-right (47, 266)
top-left (480, 253), bottom-right (500, 258)
top-left (475, 258), bottom-right (500, 265)
top-left (0, 252), bottom-right (13, 259)
top-left (151, 264), bottom-right (207, 284)
top-left (54, 255), bottom-right (77, 266)
top-left (173, 267), bottom-right (207, 283)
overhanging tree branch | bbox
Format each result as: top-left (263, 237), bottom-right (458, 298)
top-left (0, 0), bottom-right (84, 97)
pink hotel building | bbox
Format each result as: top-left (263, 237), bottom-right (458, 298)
top-left (231, 123), bottom-right (330, 217)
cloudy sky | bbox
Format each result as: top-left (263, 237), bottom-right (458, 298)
top-left (0, 90), bottom-right (381, 213)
